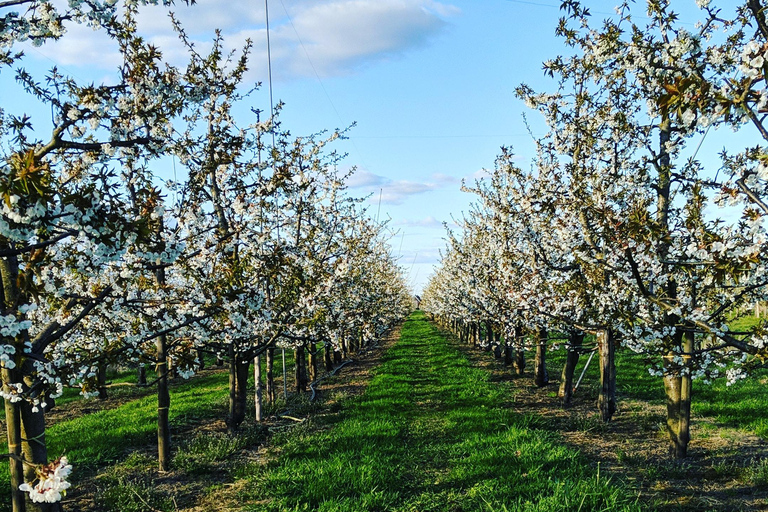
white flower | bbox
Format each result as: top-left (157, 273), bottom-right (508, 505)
top-left (19, 456), bottom-right (72, 504)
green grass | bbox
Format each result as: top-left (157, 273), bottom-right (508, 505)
top-left (239, 311), bottom-right (643, 511)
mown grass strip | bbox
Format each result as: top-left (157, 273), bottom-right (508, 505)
top-left (240, 311), bottom-right (643, 511)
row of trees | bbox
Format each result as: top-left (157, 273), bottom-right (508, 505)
top-left (423, 0), bottom-right (768, 460)
top-left (1, 2), bottom-right (411, 510)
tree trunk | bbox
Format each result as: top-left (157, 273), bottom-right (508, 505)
top-left (254, 355), bottom-right (263, 422)
top-left (137, 364), bottom-right (147, 386)
top-left (534, 328), bottom-right (548, 387)
top-left (597, 329), bottom-right (617, 422)
top-left (197, 349), bottom-right (206, 370)
top-left (664, 329), bottom-right (693, 458)
top-left (324, 341), bottom-right (334, 371)
top-left (294, 347), bottom-right (307, 393)
top-left (228, 347), bottom-right (237, 434)
top-left (514, 325), bottom-right (525, 375)
top-left (503, 328), bottom-right (513, 367)
top-left (235, 358), bottom-right (250, 426)
top-left (486, 321), bottom-right (494, 349)
top-left (559, 332), bottom-right (583, 406)
top-left (4, 369), bottom-right (24, 512)
top-left (266, 347), bottom-right (275, 404)
top-left (308, 342), bottom-right (318, 383)
top-left (20, 396), bottom-right (51, 512)
top-left (156, 333), bottom-right (171, 471)
top-left (97, 363), bottom-right (108, 400)
top-left (341, 333), bottom-right (349, 360)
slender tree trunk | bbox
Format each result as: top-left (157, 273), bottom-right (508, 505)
top-left (679, 329), bottom-right (694, 457)
top-left (534, 328), bottom-right (549, 387)
top-left (97, 363), bottom-right (108, 400)
top-left (333, 347), bottom-right (343, 365)
top-left (486, 321), bottom-right (494, 349)
top-left (4, 368), bottom-right (24, 512)
top-left (137, 364), bottom-right (146, 386)
top-left (514, 325), bottom-right (525, 375)
top-left (235, 358), bottom-right (249, 426)
top-left (324, 341), bottom-right (334, 371)
top-left (266, 347), bottom-right (275, 404)
top-left (341, 333), bottom-right (349, 360)
top-left (597, 329), bottom-right (617, 422)
top-left (197, 349), bottom-right (206, 370)
top-left (227, 346), bottom-right (237, 434)
top-left (20, 394), bottom-right (50, 512)
top-left (254, 355), bottom-right (263, 422)
top-left (664, 329), bottom-right (693, 458)
top-left (559, 332), bottom-right (583, 406)
top-left (156, 332), bottom-right (171, 470)
top-left (154, 259), bottom-right (171, 471)
top-left (502, 339), bottom-right (515, 367)
top-left (308, 342), bottom-right (318, 383)
top-left (294, 347), bottom-right (307, 393)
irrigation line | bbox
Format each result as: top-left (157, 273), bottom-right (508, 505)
top-left (309, 359), bottom-right (355, 402)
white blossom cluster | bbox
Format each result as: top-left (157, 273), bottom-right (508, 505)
top-left (1, 0), bottom-right (413, 504)
top-left (424, 0), bottom-right (768, 394)
top-left (18, 456), bottom-right (72, 504)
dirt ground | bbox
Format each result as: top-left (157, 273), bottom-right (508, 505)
top-left (455, 336), bottom-right (768, 512)
top-left (59, 326), bottom-right (402, 512)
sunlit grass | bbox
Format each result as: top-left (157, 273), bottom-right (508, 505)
top-left (240, 311), bottom-right (643, 511)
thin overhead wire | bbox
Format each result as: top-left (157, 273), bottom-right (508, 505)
top-left (276, 0), bottom-right (373, 174)
top-left (265, 0), bottom-right (276, 149)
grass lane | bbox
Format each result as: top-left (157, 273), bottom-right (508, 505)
top-left (241, 311), bottom-right (642, 511)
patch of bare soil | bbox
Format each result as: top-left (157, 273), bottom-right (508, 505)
top-left (60, 326), bottom-right (402, 512)
top-left (450, 333), bottom-right (768, 512)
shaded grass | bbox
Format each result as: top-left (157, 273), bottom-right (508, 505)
top-left (240, 311), bottom-right (642, 511)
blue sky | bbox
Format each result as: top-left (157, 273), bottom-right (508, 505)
top-left (1, 0), bottom-right (715, 293)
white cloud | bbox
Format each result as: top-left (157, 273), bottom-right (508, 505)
top-left (27, 0), bottom-right (458, 82)
top-left (396, 216), bottom-right (444, 228)
top-left (346, 169), bottom-right (387, 188)
top-left (348, 170), bottom-right (459, 204)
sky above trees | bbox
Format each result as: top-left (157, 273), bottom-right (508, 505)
top-left (2, 0), bottom-right (714, 292)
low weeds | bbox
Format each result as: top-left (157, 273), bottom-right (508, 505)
top-left (173, 425), bottom-right (268, 475)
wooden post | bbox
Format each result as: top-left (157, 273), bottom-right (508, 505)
top-left (597, 329), bottom-right (616, 422)
top-left (254, 355), bottom-right (263, 422)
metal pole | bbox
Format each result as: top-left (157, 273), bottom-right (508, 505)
top-left (573, 349), bottom-right (597, 393)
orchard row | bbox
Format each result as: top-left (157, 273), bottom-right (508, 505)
top-left (424, 0), bottom-right (768, 462)
top-left (0, 2), bottom-right (412, 510)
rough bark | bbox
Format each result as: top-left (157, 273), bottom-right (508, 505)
top-left (235, 358), bottom-right (249, 426)
top-left (97, 363), bottom-right (108, 400)
top-left (294, 347), bottom-right (307, 393)
top-left (4, 368), bottom-right (24, 512)
top-left (597, 329), bottom-right (617, 421)
top-left (559, 332), bottom-right (583, 406)
top-left (664, 329), bottom-right (693, 458)
top-left (20, 396), bottom-right (50, 512)
top-left (324, 342), bottom-right (334, 372)
top-left (514, 325), bottom-right (526, 375)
